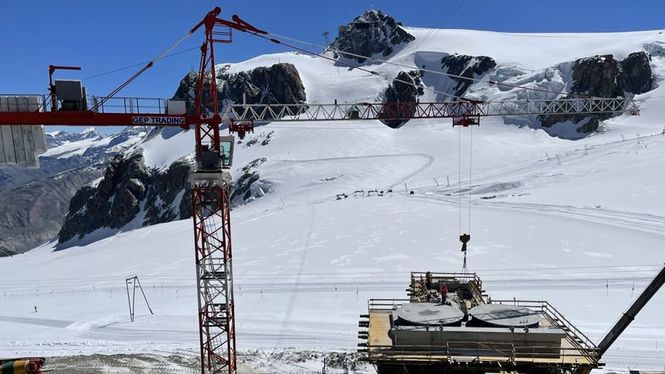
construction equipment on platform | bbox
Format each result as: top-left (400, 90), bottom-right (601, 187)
top-left (359, 264), bottom-right (665, 374)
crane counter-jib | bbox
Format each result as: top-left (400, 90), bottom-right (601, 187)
top-left (0, 111), bottom-right (190, 127)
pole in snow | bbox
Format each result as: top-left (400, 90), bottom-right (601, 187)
top-left (125, 276), bottom-right (154, 322)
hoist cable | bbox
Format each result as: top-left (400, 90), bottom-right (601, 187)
top-left (90, 29), bottom-right (197, 112)
top-left (468, 125), bottom-right (473, 235)
top-left (83, 46), bottom-right (200, 81)
top-left (458, 126), bottom-right (463, 235)
top-left (260, 31), bottom-right (588, 98)
top-left (244, 31), bottom-right (468, 101)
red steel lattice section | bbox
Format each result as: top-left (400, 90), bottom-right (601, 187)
top-left (192, 185), bottom-right (236, 374)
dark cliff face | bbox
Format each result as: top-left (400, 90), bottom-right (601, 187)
top-left (381, 71), bottom-right (424, 128)
top-left (57, 146), bottom-right (274, 247)
top-left (621, 51), bottom-right (653, 94)
top-left (328, 10), bottom-right (415, 63)
top-left (0, 128), bottom-right (150, 256)
top-left (441, 54), bottom-right (497, 98)
top-left (569, 51), bottom-right (653, 98)
top-left (172, 63), bottom-right (307, 114)
top-left (57, 154), bottom-right (192, 245)
top-left (570, 54), bottom-right (625, 98)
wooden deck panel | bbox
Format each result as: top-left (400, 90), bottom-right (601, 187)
top-left (369, 310), bottom-right (393, 347)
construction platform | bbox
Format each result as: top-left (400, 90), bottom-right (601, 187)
top-left (359, 272), bottom-right (601, 374)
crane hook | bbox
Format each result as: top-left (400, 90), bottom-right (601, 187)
top-left (459, 233), bottom-right (470, 252)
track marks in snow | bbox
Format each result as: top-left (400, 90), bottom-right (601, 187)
top-left (476, 200), bottom-right (665, 236)
top-left (0, 315), bottom-right (73, 328)
top-left (412, 192), bottom-right (665, 236)
top-left (275, 153), bottom-right (435, 189)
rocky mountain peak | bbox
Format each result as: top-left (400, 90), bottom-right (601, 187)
top-left (328, 9), bottom-right (415, 63)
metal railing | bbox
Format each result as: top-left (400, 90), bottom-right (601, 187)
top-left (0, 94), bottom-right (169, 114)
top-left (91, 96), bottom-right (168, 114)
top-left (368, 298), bottom-right (409, 311)
top-left (491, 299), bottom-right (598, 351)
top-left (365, 298), bottom-right (600, 365)
top-left (366, 342), bottom-right (599, 364)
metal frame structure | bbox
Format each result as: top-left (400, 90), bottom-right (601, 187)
top-left (191, 184), bottom-right (236, 373)
top-left (0, 96), bottom-right (636, 126)
top-left (186, 8), bottom-right (267, 374)
top-left (0, 7), bottom-right (269, 373)
top-left (361, 266), bottom-right (665, 374)
top-left (360, 274), bottom-right (601, 374)
top-left (125, 276), bottom-right (154, 323)
top-left (226, 97), bottom-right (636, 122)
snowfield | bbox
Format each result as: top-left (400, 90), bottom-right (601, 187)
top-left (2, 24), bottom-right (665, 372)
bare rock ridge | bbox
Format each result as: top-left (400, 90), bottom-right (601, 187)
top-left (57, 154), bottom-right (192, 245)
top-left (328, 9), bottom-right (415, 63)
top-left (57, 142), bottom-right (273, 246)
top-left (0, 128), bottom-right (148, 256)
top-left (172, 63), bottom-right (307, 113)
top-left (441, 54), bottom-right (497, 98)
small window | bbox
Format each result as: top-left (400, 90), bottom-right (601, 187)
top-left (220, 136), bottom-right (234, 168)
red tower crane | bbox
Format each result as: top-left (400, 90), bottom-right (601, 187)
top-left (0, 7), bottom-right (639, 374)
top-left (0, 7), bottom-right (266, 373)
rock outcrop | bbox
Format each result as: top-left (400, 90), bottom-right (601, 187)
top-left (540, 51), bottom-right (654, 134)
top-left (0, 127), bottom-right (149, 256)
top-left (230, 157), bottom-right (272, 205)
top-left (172, 63), bottom-right (307, 114)
top-left (621, 51), bottom-right (653, 94)
top-left (441, 54), bottom-right (497, 97)
top-left (0, 167), bottom-right (99, 256)
top-left (328, 10), bottom-right (415, 63)
top-left (380, 71), bottom-right (424, 128)
top-left (570, 54), bottom-right (624, 98)
top-left (57, 154), bottom-right (192, 244)
top-left (57, 151), bottom-right (273, 246)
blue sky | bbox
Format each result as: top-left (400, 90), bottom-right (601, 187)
top-left (1, 0), bottom-right (663, 133)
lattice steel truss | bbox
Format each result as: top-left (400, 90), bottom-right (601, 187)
top-left (226, 97), bottom-right (637, 122)
top-left (192, 183), bottom-right (236, 374)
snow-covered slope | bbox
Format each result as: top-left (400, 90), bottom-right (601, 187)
top-left (2, 14), bottom-right (665, 371)
top-left (43, 126), bottom-right (149, 160)
top-left (2, 116), bottom-right (664, 369)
